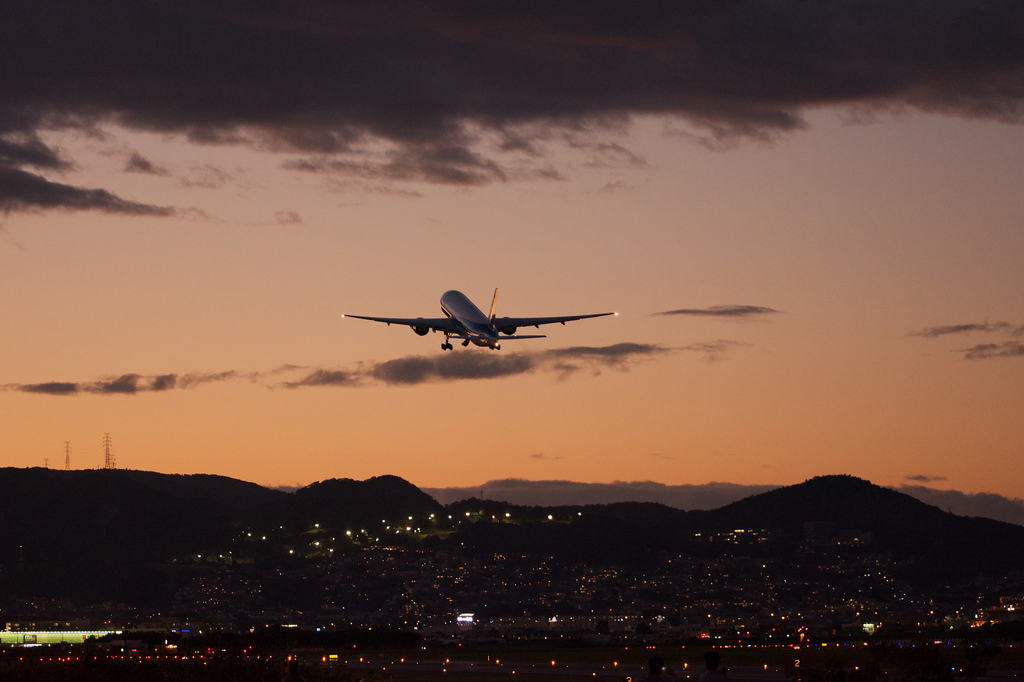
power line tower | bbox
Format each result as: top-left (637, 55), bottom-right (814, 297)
top-left (65, 440), bottom-right (71, 470)
top-left (103, 433), bottom-right (115, 469)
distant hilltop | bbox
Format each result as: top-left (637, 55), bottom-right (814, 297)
top-left (1, 468), bottom-right (1023, 612)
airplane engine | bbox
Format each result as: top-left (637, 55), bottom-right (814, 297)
top-left (412, 326), bottom-right (430, 336)
top-left (501, 327), bottom-right (517, 336)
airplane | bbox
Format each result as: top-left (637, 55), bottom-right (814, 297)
top-left (343, 289), bottom-right (615, 350)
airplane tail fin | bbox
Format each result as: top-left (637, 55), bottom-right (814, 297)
top-left (488, 288), bottom-right (499, 323)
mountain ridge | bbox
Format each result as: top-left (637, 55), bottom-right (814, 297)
top-left (1, 468), bottom-right (1022, 612)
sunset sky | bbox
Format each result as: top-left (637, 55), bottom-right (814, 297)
top-left (3, 2), bottom-right (1024, 499)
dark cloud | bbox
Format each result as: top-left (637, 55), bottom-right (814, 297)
top-left (0, 118), bottom-right (172, 214)
top-left (150, 374), bottom-right (178, 391)
top-left (655, 305), bottom-right (780, 318)
top-left (18, 381), bottom-right (79, 396)
top-left (0, 133), bottom-right (67, 169)
top-left (3, 1), bottom-right (1023, 209)
top-left (91, 374), bottom-right (143, 394)
top-left (0, 166), bottom-right (174, 215)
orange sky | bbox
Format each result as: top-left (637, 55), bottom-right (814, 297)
top-left (3, 4), bottom-right (1024, 498)
top-left (4, 113), bottom-right (1023, 497)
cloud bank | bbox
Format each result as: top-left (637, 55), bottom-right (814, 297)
top-left (4, 1), bottom-right (1024, 212)
top-left (4, 343), bottom-right (673, 395)
top-left (424, 479), bottom-right (778, 510)
top-left (422, 479), bottom-right (1024, 527)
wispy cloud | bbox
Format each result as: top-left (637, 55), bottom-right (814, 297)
top-left (680, 339), bottom-right (749, 362)
top-left (905, 474), bottom-right (948, 484)
top-left (541, 342), bottom-right (670, 376)
top-left (529, 453), bottom-right (563, 461)
top-left (273, 210), bottom-right (303, 225)
top-left (123, 153), bottom-right (168, 176)
top-left (962, 342), bottom-right (1024, 360)
top-left (655, 305), bottom-right (780, 318)
top-left (909, 321), bottom-right (1024, 338)
top-left (910, 319), bottom-right (1024, 359)
top-left (8, 371), bottom-right (253, 396)
top-left (179, 164), bottom-right (238, 190)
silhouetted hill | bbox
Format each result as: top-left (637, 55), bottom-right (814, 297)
top-left (0, 468), bottom-right (247, 603)
top-left (708, 474), bottom-right (939, 529)
top-left (114, 469), bottom-right (288, 514)
top-left (701, 475), bottom-right (1024, 579)
top-left (259, 475), bottom-right (444, 528)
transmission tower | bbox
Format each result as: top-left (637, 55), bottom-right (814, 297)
top-left (103, 433), bottom-right (115, 469)
top-left (65, 440), bottom-right (71, 470)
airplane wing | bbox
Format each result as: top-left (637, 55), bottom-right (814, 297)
top-left (342, 315), bottom-right (462, 334)
top-left (492, 312), bottom-right (615, 334)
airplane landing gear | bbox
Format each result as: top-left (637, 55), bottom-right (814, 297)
top-left (442, 340), bottom-right (453, 350)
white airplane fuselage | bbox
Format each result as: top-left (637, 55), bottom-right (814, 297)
top-left (440, 290), bottom-right (502, 349)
